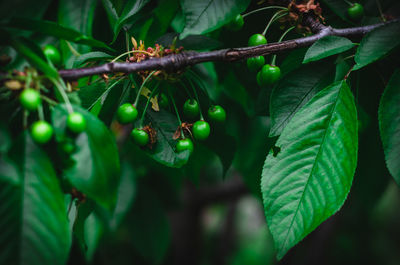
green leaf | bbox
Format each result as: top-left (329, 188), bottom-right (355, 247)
top-left (9, 36), bottom-right (59, 79)
top-left (354, 21), bottom-right (400, 70)
top-left (379, 69), bottom-right (400, 185)
top-left (140, 108), bottom-right (190, 168)
top-left (319, 0), bottom-right (350, 22)
top-left (58, 0), bottom-right (97, 37)
top-left (180, 0), bottom-right (251, 39)
top-left (100, 0), bottom-right (120, 32)
top-left (261, 81), bottom-right (358, 259)
top-left (7, 17), bottom-right (113, 51)
top-left (52, 104), bottom-right (120, 211)
top-left (269, 63), bottom-right (334, 137)
top-left (303, 36), bottom-right (354, 63)
top-left (0, 133), bottom-right (71, 265)
top-left (113, 0), bottom-right (150, 40)
top-left (74, 51), bottom-right (113, 66)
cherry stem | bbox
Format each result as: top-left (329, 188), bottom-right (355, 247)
top-left (168, 88), bottom-right (184, 138)
top-left (111, 50), bottom-right (153, 63)
top-left (242, 6), bottom-right (288, 18)
top-left (179, 80), bottom-right (193, 99)
top-left (139, 82), bottom-right (160, 127)
top-left (41, 95), bottom-right (57, 105)
top-left (344, 0), bottom-right (353, 6)
top-left (187, 76), bottom-right (204, 120)
top-left (66, 41), bottom-right (81, 57)
top-left (125, 30), bottom-right (130, 53)
top-left (271, 26), bottom-right (295, 65)
top-left (187, 70), bottom-right (213, 105)
top-left (262, 10), bottom-right (288, 36)
top-left (375, 0), bottom-right (386, 22)
top-left (24, 71), bottom-right (32, 89)
top-left (134, 70), bottom-right (156, 107)
top-left (23, 110), bottom-right (28, 129)
top-left (37, 103), bottom-right (44, 120)
top-left (52, 78), bottom-right (73, 113)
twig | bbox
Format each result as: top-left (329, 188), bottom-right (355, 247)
top-left (57, 14), bottom-right (398, 80)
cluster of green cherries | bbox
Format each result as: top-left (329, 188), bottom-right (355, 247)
top-left (116, 97), bottom-right (226, 154)
top-left (20, 88), bottom-right (86, 144)
top-left (227, 14), bottom-right (281, 86)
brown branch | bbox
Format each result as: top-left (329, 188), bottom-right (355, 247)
top-left (58, 16), bottom-right (399, 80)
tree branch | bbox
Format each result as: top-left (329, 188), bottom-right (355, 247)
top-left (58, 15), bottom-right (398, 80)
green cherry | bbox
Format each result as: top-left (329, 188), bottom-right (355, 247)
top-left (176, 138), bottom-right (194, 153)
top-left (226, 14), bottom-right (244, 31)
top-left (131, 128), bottom-right (149, 147)
top-left (247, 56), bottom-right (265, 72)
top-left (347, 3), bottom-right (364, 21)
top-left (20, 88), bottom-right (41, 111)
top-left (248, 34), bottom-right (267, 46)
top-left (257, 64), bottom-right (281, 86)
top-left (67, 112), bottom-right (86, 133)
top-left (43, 44), bottom-right (61, 66)
top-left (183, 99), bottom-right (200, 119)
top-left (117, 103), bottom-right (138, 124)
top-left (192, 120), bottom-right (210, 140)
top-left (31, 120), bottom-right (53, 144)
top-left (208, 105), bottom-right (226, 122)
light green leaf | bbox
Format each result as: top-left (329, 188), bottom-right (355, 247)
top-left (269, 63), bottom-right (334, 137)
top-left (354, 21), bottom-right (400, 70)
top-left (303, 36), bottom-right (354, 63)
top-left (180, 0), bottom-right (250, 39)
top-left (379, 69), bottom-right (400, 185)
top-left (261, 81), bottom-right (358, 259)
top-left (52, 104), bottom-right (120, 211)
top-left (0, 133), bottom-right (71, 265)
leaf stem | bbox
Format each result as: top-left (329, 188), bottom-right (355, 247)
top-left (242, 6), bottom-right (288, 18)
top-left (133, 71), bottom-right (156, 107)
top-left (271, 26), bottom-right (295, 65)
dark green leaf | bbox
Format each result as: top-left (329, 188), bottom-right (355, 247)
top-left (180, 0), bottom-right (251, 38)
top-left (113, 0), bottom-right (150, 40)
top-left (7, 17), bottom-right (113, 51)
top-left (261, 81), bottom-right (358, 259)
top-left (319, 0), bottom-right (350, 22)
top-left (74, 51), bottom-right (113, 66)
top-left (0, 0), bottom-right (51, 22)
top-left (379, 69), bottom-right (400, 185)
top-left (100, 0), bottom-right (120, 32)
top-left (303, 36), bottom-right (354, 63)
top-left (52, 104), bottom-right (120, 211)
top-left (78, 81), bottom-right (108, 109)
top-left (140, 108), bottom-right (190, 168)
top-left (354, 21), bottom-right (400, 70)
top-left (269, 63), bottom-right (334, 136)
top-left (58, 0), bottom-right (97, 37)
top-left (0, 133), bottom-right (71, 265)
